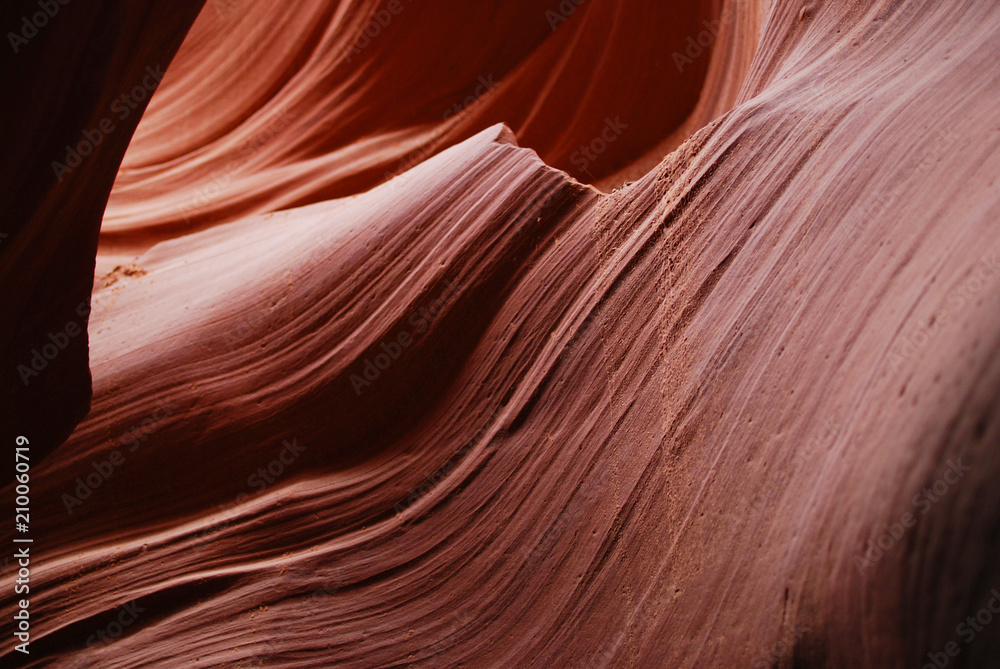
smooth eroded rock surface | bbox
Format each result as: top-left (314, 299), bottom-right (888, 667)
top-left (2, 0), bottom-right (999, 667)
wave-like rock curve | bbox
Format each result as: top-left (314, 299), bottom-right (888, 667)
top-left (2, 0), bottom-right (1000, 667)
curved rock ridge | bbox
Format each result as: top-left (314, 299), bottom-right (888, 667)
top-left (98, 0), bottom-right (766, 262)
top-left (2, 0), bottom-right (1000, 668)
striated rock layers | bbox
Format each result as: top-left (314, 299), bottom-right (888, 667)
top-left (97, 0), bottom-right (765, 262)
top-left (2, 0), bottom-right (1000, 667)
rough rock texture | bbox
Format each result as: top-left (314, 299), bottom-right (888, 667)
top-left (3, 0), bottom-right (1000, 667)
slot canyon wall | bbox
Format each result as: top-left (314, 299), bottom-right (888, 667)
top-left (1, 0), bottom-right (999, 667)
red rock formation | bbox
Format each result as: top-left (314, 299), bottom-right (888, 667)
top-left (0, 0), bottom-right (205, 483)
top-left (3, 0), bottom-right (1000, 667)
top-left (98, 0), bottom-right (764, 263)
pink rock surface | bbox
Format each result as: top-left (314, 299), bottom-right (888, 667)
top-left (2, 0), bottom-right (1000, 667)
